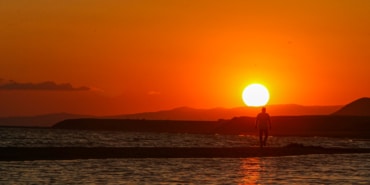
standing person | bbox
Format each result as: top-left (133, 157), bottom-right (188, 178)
top-left (255, 107), bottom-right (271, 147)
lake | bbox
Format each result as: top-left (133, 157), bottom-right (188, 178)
top-left (0, 127), bottom-right (369, 184)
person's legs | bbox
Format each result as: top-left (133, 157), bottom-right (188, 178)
top-left (263, 129), bottom-right (269, 146)
top-left (259, 130), bottom-right (263, 147)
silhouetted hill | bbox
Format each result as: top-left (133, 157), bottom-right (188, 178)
top-left (0, 99), bottom-right (355, 127)
top-left (0, 113), bottom-right (93, 127)
top-left (0, 104), bottom-right (341, 127)
top-left (108, 104), bottom-right (342, 121)
top-left (332, 97), bottom-right (370, 116)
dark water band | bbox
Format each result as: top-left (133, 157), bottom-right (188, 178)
top-left (1, 147), bottom-right (370, 161)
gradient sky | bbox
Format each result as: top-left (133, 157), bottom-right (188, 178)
top-left (1, 0), bottom-right (370, 116)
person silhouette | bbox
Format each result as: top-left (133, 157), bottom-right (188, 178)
top-left (255, 107), bottom-right (271, 147)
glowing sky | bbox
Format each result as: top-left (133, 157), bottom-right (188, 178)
top-left (1, 0), bottom-right (370, 116)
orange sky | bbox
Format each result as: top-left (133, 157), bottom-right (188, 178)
top-left (1, 0), bottom-right (370, 116)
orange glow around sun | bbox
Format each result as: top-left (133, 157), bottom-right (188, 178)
top-left (0, 1), bottom-right (370, 116)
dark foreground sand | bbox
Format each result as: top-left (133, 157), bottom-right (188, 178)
top-left (1, 147), bottom-right (370, 161)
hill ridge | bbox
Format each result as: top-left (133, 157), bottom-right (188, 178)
top-left (332, 97), bottom-right (370, 116)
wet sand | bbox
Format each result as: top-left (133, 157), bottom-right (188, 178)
top-left (1, 147), bottom-right (370, 161)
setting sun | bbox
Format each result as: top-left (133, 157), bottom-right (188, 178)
top-left (242, 84), bottom-right (270, 107)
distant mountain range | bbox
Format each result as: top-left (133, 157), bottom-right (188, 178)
top-left (0, 113), bottom-right (94, 127)
top-left (109, 104), bottom-right (342, 121)
top-left (0, 97), bottom-right (369, 127)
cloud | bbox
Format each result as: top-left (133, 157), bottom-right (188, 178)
top-left (0, 80), bottom-right (90, 91)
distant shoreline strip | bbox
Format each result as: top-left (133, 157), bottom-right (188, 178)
top-left (1, 147), bottom-right (370, 161)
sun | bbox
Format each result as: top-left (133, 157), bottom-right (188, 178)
top-left (242, 84), bottom-right (270, 107)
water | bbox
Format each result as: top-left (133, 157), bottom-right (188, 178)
top-left (0, 127), bottom-right (369, 184)
top-left (1, 154), bottom-right (369, 184)
top-left (1, 127), bottom-right (369, 148)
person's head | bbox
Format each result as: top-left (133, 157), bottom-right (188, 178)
top-left (262, 107), bottom-right (266, 113)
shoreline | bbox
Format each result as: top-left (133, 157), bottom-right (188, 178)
top-left (1, 147), bottom-right (370, 161)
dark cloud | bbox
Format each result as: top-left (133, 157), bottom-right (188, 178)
top-left (0, 80), bottom-right (90, 91)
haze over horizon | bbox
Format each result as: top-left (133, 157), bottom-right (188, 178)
top-left (1, 0), bottom-right (370, 117)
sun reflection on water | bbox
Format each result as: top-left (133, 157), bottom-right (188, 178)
top-left (239, 158), bottom-right (262, 185)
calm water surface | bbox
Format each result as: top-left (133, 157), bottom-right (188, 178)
top-left (0, 128), bottom-right (369, 184)
top-left (0, 127), bottom-right (369, 148)
top-left (1, 154), bottom-right (369, 184)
